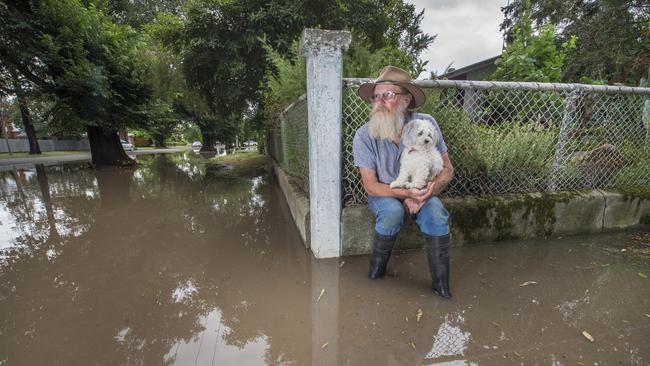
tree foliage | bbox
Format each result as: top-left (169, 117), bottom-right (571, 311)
top-left (492, 2), bottom-right (576, 82)
top-left (0, 0), bottom-right (151, 132)
top-left (500, 0), bottom-right (650, 84)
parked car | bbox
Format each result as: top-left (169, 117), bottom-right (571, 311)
top-left (121, 140), bottom-right (135, 151)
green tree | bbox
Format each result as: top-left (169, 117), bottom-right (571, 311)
top-left (159, 0), bottom-right (435, 150)
top-left (500, 0), bottom-right (650, 84)
top-left (491, 4), bottom-right (576, 82)
top-left (0, 0), bottom-right (152, 166)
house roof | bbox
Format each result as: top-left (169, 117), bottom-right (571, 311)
top-left (442, 55), bottom-right (501, 79)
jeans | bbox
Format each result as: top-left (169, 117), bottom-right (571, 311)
top-left (367, 195), bottom-right (449, 237)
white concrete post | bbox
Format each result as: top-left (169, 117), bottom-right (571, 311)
top-left (300, 29), bottom-right (351, 259)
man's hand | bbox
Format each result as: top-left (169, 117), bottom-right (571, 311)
top-left (404, 181), bottom-right (435, 214)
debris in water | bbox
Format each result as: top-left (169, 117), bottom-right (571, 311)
top-left (316, 288), bottom-right (325, 303)
top-left (492, 321), bottom-right (500, 327)
top-left (639, 272), bottom-right (647, 279)
top-left (519, 281), bottom-right (538, 287)
top-left (488, 257), bottom-right (497, 261)
top-left (408, 341), bottom-right (416, 349)
top-left (405, 316), bottom-right (409, 322)
top-left (321, 342), bottom-right (329, 349)
top-left (582, 330), bottom-right (594, 342)
top-left (416, 308), bottom-right (423, 322)
top-left (339, 261), bottom-right (345, 268)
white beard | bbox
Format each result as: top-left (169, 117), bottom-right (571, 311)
top-left (368, 108), bottom-right (405, 140)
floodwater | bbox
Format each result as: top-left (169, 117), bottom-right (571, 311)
top-left (0, 152), bottom-right (649, 366)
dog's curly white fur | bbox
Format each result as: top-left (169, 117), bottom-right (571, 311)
top-left (389, 119), bottom-right (443, 189)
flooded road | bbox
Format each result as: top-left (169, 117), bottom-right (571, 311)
top-left (0, 152), bottom-right (649, 365)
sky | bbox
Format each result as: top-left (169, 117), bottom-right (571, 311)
top-left (406, 0), bottom-right (509, 78)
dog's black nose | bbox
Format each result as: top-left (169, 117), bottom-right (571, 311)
top-left (424, 139), bottom-right (430, 144)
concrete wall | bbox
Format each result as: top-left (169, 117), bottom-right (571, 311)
top-left (274, 165), bottom-right (311, 248)
top-left (0, 139), bottom-right (90, 153)
top-left (341, 189), bottom-right (650, 256)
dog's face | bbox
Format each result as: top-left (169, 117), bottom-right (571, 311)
top-left (401, 119), bottom-right (437, 150)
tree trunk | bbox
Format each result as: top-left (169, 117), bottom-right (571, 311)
top-left (35, 164), bottom-right (59, 240)
top-left (152, 134), bottom-right (166, 148)
top-left (86, 125), bottom-right (135, 167)
top-left (10, 67), bottom-right (41, 154)
top-left (200, 129), bottom-right (216, 152)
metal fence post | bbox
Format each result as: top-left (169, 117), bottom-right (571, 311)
top-left (549, 89), bottom-right (581, 191)
top-left (300, 29), bottom-right (351, 259)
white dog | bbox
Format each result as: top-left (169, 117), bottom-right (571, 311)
top-left (389, 119), bottom-right (443, 189)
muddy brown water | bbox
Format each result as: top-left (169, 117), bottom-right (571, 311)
top-left (0, 152), bottom-right (649, 366)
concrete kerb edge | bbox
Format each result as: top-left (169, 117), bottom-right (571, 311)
top-left (274, 164), bottom-right (311, 248)
top-left (341, 189), bottom-right (650, 256)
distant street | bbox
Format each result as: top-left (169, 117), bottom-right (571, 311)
top-left (0, 147), bottom-right (190, 167)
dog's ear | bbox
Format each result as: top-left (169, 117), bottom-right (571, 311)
top-left (427, 124), bottom-right (438, 146)
top-left (400, 121), bottom-right (418, 147)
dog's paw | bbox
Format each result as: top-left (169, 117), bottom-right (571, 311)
top-left (389, 181), bottom-right (402, 189)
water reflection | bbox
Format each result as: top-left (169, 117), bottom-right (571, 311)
top-left (0, 153), bottom-right (311, 365)
top-left (0, 152), bottom-right (648, 365)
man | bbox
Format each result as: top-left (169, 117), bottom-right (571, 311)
top-left (352, 66), bottom-right (454, 299)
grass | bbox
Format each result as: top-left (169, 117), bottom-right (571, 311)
top-left (0, 150), bottom-right (87, 160)
top-left (208, 151), bottom-right (271, 176)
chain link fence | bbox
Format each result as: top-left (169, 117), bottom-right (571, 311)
top-left (268, 95), bottom-right (310, 193)
top-left (343, 79), bottom-right (650, 206)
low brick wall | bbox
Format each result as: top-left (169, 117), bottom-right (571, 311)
top-left (342, 189), bottom-right (650, 256)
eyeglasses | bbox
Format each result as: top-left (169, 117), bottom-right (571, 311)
top-left (370, 91), bottom-right (407, 102)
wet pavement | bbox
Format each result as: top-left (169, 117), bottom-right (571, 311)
top-left (0, 152), bottom-right (648, 366)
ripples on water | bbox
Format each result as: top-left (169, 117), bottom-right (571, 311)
top-left (0, 152), bottom-right (649, 366)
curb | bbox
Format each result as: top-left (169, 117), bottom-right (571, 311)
top-left (341, 189), bottom-right (650, 256)
top-left (274, 165), bottom-right (311, 248)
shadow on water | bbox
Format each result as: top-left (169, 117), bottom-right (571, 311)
top-left (0, 151), bottom-right (649, 365)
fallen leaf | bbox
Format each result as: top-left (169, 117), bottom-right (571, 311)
top-left (339, 261), bottom-right (345, 268)
top-left (519, 281), bottom-right (538, 287)
top-left (513, 351), bottom-right (522, 358)
top-left (639, 272), bottom-right (647, 279)
top-left (582, 330), bottom-right (594, 342)
top-left (316, 288), bottom-right (325, 303)
top-left (405, 316), bottom-right (409, 322)
top-left (416, 308), bottom-right (423, 322)
top-left (577, 362), bottom-right (585, 366)
top-left (408, 341), bottom-right (416, 349)
top-left (321, 342), bottom-right (329, 349)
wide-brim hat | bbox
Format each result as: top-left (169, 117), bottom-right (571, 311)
top-left (357, 65), bottom-right (426, 109)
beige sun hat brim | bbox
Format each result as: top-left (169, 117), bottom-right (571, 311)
top-left (357, 66), bottom-right (426, 109)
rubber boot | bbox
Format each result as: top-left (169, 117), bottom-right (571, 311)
top-left (425, 234), bottom-right (452, 299)
top-left (368, 232), bottom-right (397, 279)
